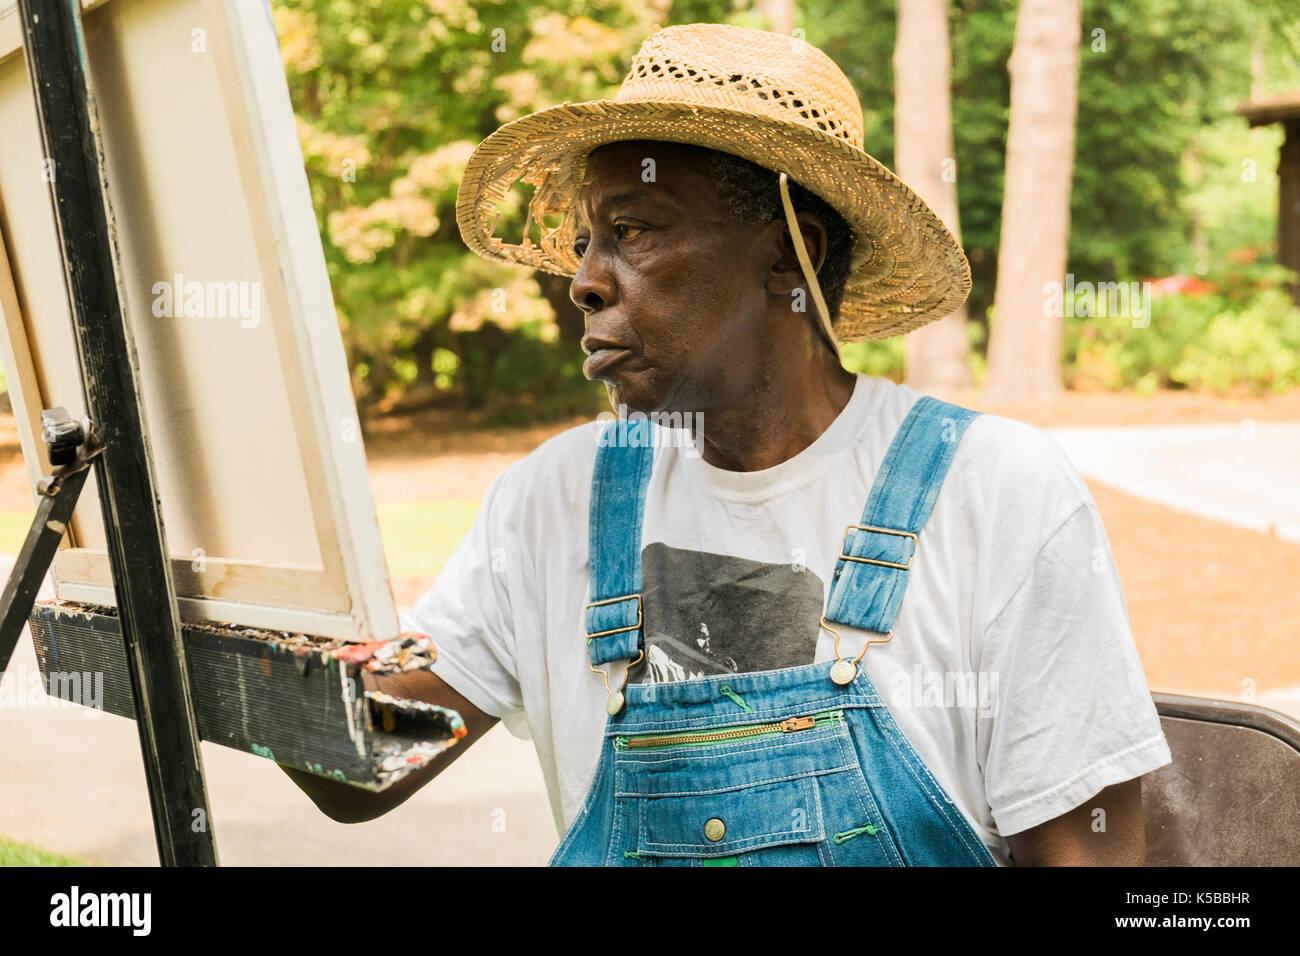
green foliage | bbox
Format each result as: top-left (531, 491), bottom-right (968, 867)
top-left (1178, 119), bottom-right (1284, 274)
top-left (840, 338), bottom-right (904, 381)
top-left (805, 0), bottom-right (1300, 355)
top-left (377, 499), bottom-right (480, 576)
top-left (273, 0), bottom-right (668, 416)
top-left (0, 836), bottom-right (90, 867)
top-left (1066, 292), bottom-right (1219, 392)
top-left (274, 0), bottom-right (1300, 417)
top-left (453, 317), bottom-right (608, 421)
top-left (1171, 289), bottom-right (1300, 393)
top-left (0, 511), bottom-right (33, 555)
top-left (1064, 265), bottom-right (1300, 395)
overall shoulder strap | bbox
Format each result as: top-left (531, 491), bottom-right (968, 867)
top-left (585, 417), bottom-right (656, 665)
top-left (824, 396), bottom-right (980, 635)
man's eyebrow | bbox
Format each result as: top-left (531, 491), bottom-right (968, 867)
top-left (583, 187), bottom-right (679, 216)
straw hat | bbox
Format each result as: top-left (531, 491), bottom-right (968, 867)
top-left (455, 22), bottom-right (970, 343)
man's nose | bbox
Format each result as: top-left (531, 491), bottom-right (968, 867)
top-left (569, 244), bottom-right (614, 314)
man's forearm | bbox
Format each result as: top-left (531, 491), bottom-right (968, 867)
top-left (280, 746), bottom-right (458, 823)
top-left (279, 666), bottom-right (500, 823)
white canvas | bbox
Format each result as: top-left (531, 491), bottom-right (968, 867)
top-left (0, 0), bottom-right (398, 641)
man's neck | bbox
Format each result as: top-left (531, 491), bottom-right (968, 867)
top-left (690, 360), bottom-right (857, 472)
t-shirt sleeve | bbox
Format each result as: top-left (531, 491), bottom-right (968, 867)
top-left (975, 498), bottom-right (1172, 837)
top-left (399, 463), bottom-right (530, 739)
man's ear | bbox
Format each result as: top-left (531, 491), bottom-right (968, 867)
top-left (765, 210), bottom-right (828, 296)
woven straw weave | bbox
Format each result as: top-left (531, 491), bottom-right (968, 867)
top-left (455, 23), bottom-right (970, 342)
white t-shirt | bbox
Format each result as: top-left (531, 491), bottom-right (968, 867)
top-left (402, 373), bottom-right (1172, 865)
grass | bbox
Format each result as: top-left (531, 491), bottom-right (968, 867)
top-left (0, 500), bottom-right (481, 579)
top-left (375, 499), bottom-right (479, 577)
top-left (0, 510), bottom-right (32, 556)
top-left (0, 836), bottom-right (90, 866)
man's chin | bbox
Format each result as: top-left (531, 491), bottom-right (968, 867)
top-left (604, 387), bottom-right (654, 418)
top-left (599, 372), bottom-right (663, 417)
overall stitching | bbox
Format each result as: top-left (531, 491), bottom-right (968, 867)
top-left (828, 718), bottom-right (906, 866)
top-left (862, 686), bottom-right (994, 864)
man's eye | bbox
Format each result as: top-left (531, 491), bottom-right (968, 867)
top-left (615, 223), bottom-right (645, 241)
top-left (573, 237), bottom-right (588, 258)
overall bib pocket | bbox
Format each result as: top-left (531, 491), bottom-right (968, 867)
top-left (613, 708), bottom-right (903, 866)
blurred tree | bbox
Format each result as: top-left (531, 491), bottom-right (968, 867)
top-left (895, 0), bottom-right (972, 392)
top-left (273, 0), bottom-right (680, 418)
top-left (754, 0), bottom-right (793, 35)
top-left (808, 0), bottom-right (1299, 361)
top-left (984, 0), bottom-right (1083, 401)
top-left (274, 0), bottom-right (1300, 414)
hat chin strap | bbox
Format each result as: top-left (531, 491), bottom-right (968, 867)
top-left (779, 172), bottom-right (841, 363)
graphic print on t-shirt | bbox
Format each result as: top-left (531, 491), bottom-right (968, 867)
top-left (631, 541), bottom-right (825, 684)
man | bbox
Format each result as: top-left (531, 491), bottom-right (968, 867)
top-left (284, 23), bottom-right (1171, 865)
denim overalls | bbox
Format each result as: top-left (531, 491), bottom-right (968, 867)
top-left (550, 396), bottom-right (998, 866)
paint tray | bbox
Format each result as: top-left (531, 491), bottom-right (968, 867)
top-left (26, 600), bottom-right (466, 789)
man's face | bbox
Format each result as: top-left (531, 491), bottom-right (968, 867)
top-left (570, 141), bottom-right (775, 415)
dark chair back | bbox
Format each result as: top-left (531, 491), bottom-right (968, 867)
top-left (1145, 693), bottom-right (1300, 866)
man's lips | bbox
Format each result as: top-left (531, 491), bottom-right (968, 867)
top-left (583, 346), bottom-right (633, 378)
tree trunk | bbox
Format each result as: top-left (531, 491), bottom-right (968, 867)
top-left (411, 322), bottom-right (439, 387)
top-left (535, 270), bottom-right (586, 344)
top-left (755, 0), bottom-right (794, 35)
top-left (895, 0), bottom-right (973, 394)
top-left (983, 0), bottom-right (1082, 402)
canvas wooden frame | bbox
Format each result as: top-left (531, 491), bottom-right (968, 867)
top-left (0, 0), bottom-right (398, 641)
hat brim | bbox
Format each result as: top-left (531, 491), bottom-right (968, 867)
top-left (455, 98), bottom-right (971, 343)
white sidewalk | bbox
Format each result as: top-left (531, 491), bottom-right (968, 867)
top-left (1045, 422), bottom-right (1300, 543)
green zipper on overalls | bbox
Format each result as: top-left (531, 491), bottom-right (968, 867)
top-left (614, 710), bottom-right (845, 751)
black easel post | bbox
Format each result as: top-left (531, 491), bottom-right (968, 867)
top-left (0, 409), bottom-right (95, 674)
top-left (16, 0), bottom-right (218, 865)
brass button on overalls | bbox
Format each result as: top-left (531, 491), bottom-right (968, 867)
top-left (704, 818), bottom-right (726, 842)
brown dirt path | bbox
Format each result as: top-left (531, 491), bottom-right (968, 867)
top-left (1086, 479), bottom-right (1300, 698)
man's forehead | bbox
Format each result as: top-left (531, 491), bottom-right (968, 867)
top-left (579, 140), bottom-right (711, 202)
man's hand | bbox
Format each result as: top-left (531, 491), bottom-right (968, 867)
top-left (279, 667), bottom-right (499, 823)
top-left (1004, 777), bottom-right (1147, 865)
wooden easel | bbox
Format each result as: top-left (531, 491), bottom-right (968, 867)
top-left (0, 0), bottom-right (217, 866)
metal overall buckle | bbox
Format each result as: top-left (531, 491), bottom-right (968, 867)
top-left (820, 616), bottom-right (893, 686)
top-left (838, 524), bottom-right (918, 570)
top-left (585, 594), bottom-right (644, 714)
top-left (822, 523), bottom-right (913, 684)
